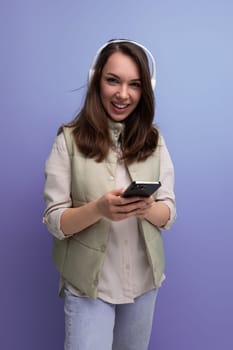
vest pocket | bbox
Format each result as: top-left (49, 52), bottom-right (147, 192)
top-left (62, 237), bottom-right (105, 297)
top-left (72, 219), bottom-right (111, 250)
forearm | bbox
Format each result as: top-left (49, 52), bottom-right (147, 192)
top-left (143, 201), bottom-right (170, 228)
top-left (61, 200), bottom-right (102, 236)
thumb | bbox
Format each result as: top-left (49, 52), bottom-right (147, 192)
top-left (111, 187), bottom-right (125, 196)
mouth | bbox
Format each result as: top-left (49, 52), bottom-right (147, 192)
top-left (111, 102), bottom-right (129, 111)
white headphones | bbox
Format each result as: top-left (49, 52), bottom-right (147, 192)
top-left (88, 39), bottom-right (156, 90)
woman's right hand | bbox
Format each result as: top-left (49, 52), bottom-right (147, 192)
top-left (96, 188), bottom-right (153, 221)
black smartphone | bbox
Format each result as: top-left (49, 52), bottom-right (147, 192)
top-left (122, 181), bottom-right (161, 198)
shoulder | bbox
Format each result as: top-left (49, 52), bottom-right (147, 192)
top-left (158, 133), bottom-right (166, 147)
top-left (57, 124), bottom-right (75, 138)
top-left (57, 125), bottom-right (76, 156)
top-left (152, 125), bottom-right (165, 147)
top-left (50, 132), bottom-right (67, 154)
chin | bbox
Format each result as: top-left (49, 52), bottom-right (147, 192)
top-left (110, 116), bottom-right (128, 123)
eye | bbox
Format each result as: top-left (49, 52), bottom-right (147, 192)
top-left (130, 81), bottom-right (141, 89)
top-left (106, 77), bottom-right (119, 85)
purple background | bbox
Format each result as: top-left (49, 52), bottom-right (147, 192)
top-left (1, 1), bottom-right (233, 349)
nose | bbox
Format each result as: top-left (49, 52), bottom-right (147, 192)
top-left (116, 84), bottom-right (129, 99)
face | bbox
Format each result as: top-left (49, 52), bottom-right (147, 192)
top-left (100, 52), bottom-right (142, 122)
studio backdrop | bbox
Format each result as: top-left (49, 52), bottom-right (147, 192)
top-left (1, 0), bottom-right (233, 349)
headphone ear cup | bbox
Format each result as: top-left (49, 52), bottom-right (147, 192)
top-left (151, 78), bottom-right (156, 90)
top-left (88, 68), bottom-right (94, 83)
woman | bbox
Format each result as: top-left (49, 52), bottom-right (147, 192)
top-left (43, 39), bottom-right (176, 350)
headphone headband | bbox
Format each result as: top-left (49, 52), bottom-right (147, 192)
top-left (88, 39), bottom-right (156, 90)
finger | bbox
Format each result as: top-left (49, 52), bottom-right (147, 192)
top-left (110, 188), bottom-right (125, 197)
top-left (116, 197), bottom-right (146, 207)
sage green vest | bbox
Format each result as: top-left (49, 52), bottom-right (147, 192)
top-left (53, 123), bottom-right (165, 298)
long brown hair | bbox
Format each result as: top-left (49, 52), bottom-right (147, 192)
top-left (66, 40), bottom-right (159, 164)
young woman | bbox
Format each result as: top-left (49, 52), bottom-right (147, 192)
top-left (43, 39), bottom-right (176, 350)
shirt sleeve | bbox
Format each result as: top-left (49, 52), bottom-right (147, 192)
top-left (42, 132), bottom-right (72, 240)
top-left (156, 135), bottom-right (176, 230)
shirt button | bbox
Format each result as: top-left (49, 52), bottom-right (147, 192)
top-left (109, 176), bottom-right (114, 180)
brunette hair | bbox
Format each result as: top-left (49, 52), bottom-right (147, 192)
top-left (66, 40), bottom-right (159, 163)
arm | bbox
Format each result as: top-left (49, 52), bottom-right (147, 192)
top-left (61, 189), bottom-right (158, 236)
top-left (60, 200), bottom-right (101, 235)
top-left (43, 133), bottom-right (104, 237)
top-left (143, 200), bottom-right (171, 228)
top-left (43, 133), bottom-right (72, 239)
top-left (141, 135), bottom-right (176, 229)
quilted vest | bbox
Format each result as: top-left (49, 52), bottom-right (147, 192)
top-left (53, 123), bottom-right (165, 298)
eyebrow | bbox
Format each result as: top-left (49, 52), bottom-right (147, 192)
top-left (105, 73), bottom-right (141, 82)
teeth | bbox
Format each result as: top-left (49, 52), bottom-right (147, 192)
top-left (113, 103), bottom-right (127, 109)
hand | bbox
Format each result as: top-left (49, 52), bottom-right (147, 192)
top-left (96, 188), bottom-right (154, 221)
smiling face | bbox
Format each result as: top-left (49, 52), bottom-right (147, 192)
top-left (100, 52), bottom-right (142, 122)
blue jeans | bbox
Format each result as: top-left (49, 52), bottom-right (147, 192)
top-left (64, 288), bottom-right (158, 350)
